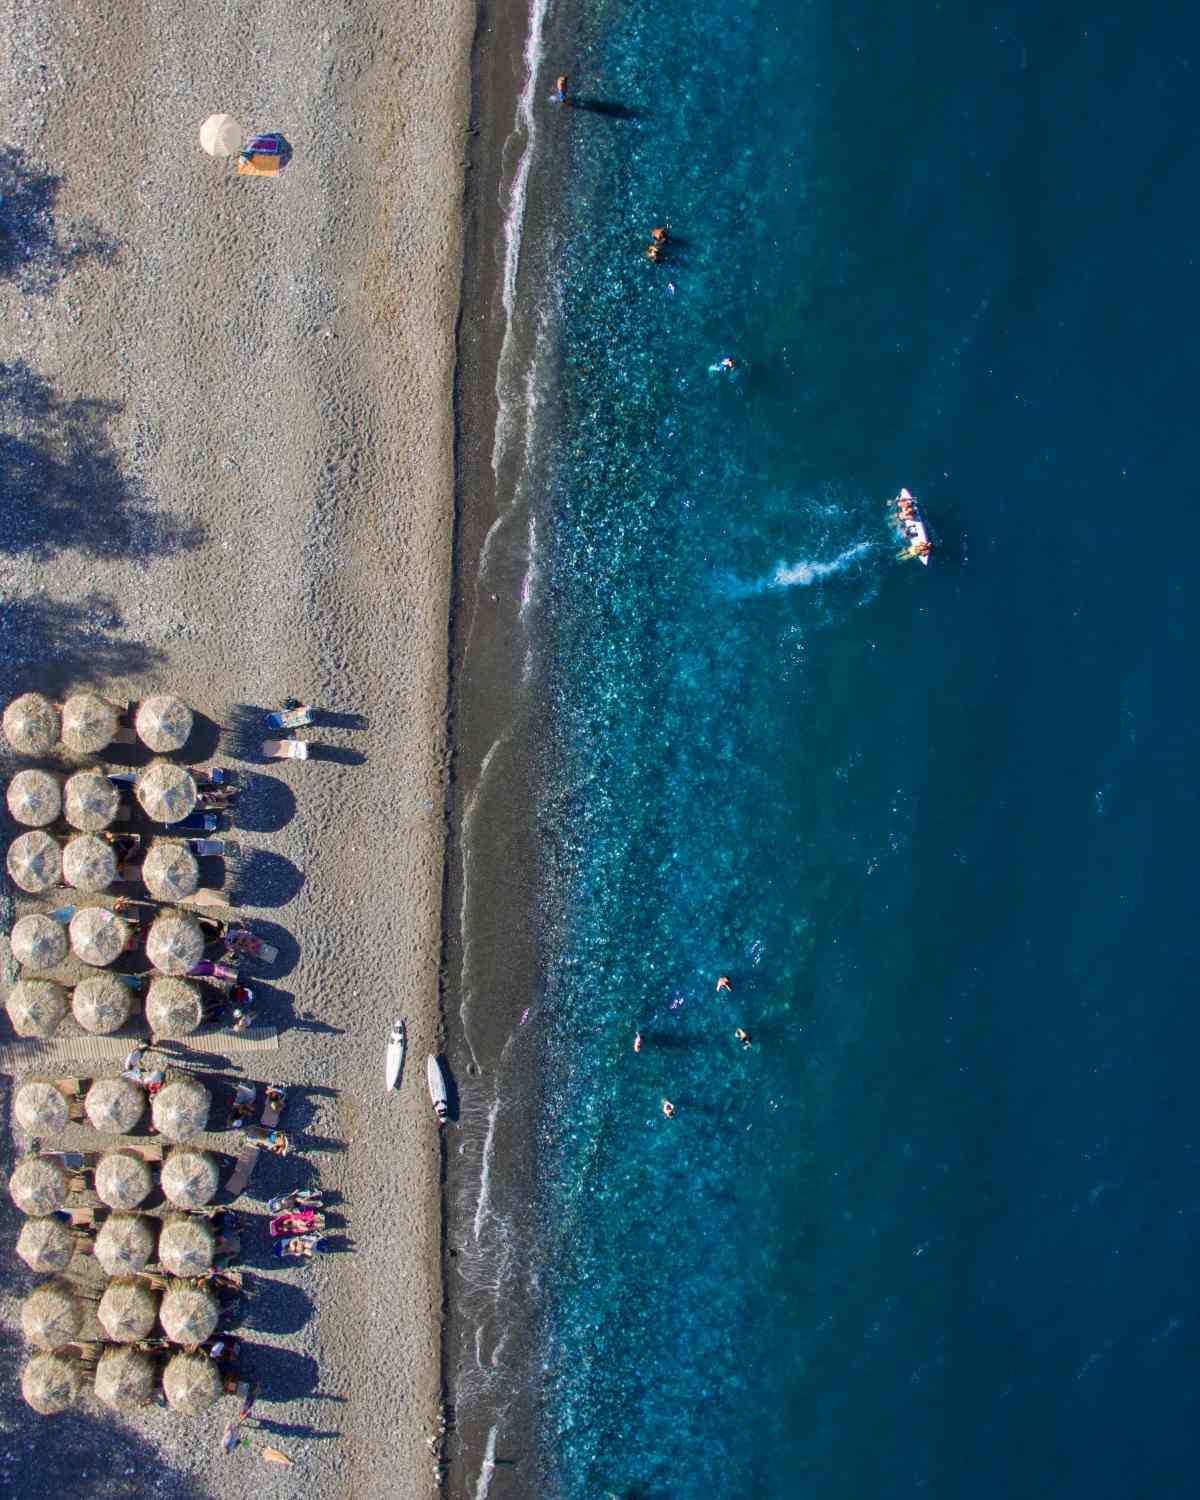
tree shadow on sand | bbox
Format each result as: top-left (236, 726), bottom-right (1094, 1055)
top-left (0, 361), bottom-right (205, 562)
top-left (0, 145), bottom-right (119, 292)
top-left (0, 594), bottom-right (165, 702)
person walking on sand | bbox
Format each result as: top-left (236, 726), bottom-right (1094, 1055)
top-left (716, 976), bottom-right (732, 993)
top-left (735, 1027), bottom-right (752, 1050)
top-left (633, 1031), bottom-right (644, 1053)
top-left (662, 1098), bottom-right (675, 1119)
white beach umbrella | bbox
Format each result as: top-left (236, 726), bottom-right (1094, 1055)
top-left (69, 905), bottom-right (130, 968)
top-left (16, 1215), bottom-right (76, 1274)
top-left (5, 978), bottom-right (69, 1038)
top-left (63, 769), bottom-right (120, 831)
top-left (7, 830), bottom-right (63, 894)
top-left (72, 972), bottom-right (134, 1033)
top-left (198, 112), bottom-right (244, 157)
top-left (85, 1076), bottom-right (147, 1135)
top-left (135, 695), bottom-right (193, 753)
top-left (22, 1351), bottom-right (84, 1414)
top-left (8, 1157), bottom-right (69, 1216)
top-left (10, 913), bottom-right (69, 971)
top-left (94, 1150), bottom-right (154, 1211)
top-left (6, 768), bottom-right (63, 827)
top-left (146, 910), bottom-right (206, 975)
top-left (13, 1080), bottom-right (70, 1133)
top-left (3, 693), bottom-right (59, 755)
top-left (141, 841), bottom-right (200, 901)
top-left (60, 691), bottom-right (119, 754)
top-left (61, 833), bottom-right (117, 892)
top-left (94, 1212), bottom-right (157, 1276)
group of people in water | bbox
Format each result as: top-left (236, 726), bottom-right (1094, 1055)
top-left (895, 492), bottom-right (934, 560)
top-left (636, 976), bottom-right (754, 1120)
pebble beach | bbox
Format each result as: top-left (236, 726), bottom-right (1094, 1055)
top-left (0, 0), bottom-right (473, 1494)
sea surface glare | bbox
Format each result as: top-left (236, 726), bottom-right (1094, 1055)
top-left (524, 2), bottom-right (1200, 1496)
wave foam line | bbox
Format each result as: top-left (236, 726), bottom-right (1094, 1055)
top-left (724, 540), bottom-right (875, 598)
top-left (491, 0), bottom-right (550, 479)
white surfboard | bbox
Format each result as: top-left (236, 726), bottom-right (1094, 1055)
top-left (385, 1017), bottom-right (406, 1092)
top-left (426, 1054), bottom-right (449, 1123)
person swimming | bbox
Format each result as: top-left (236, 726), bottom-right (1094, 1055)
top-left (662, 1098), bottom-right (675, 1119)
top-left (633, 1031), bottom-right (644, 1053)
top-left (716, 976), bottom-right (732, 993)
top-left (734, 1027), bottom-right (752, 1050)
top-left (553, 74), bottom-right (569, 105)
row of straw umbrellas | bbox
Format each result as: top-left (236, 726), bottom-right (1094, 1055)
top-left (20, 1204), bottom-right (226, 1280)
top-left (7, 763), bottom-right (201, 833)
top-left (10, 904), bottom-right (206, 974)
top-left (13, 1145), bottom-right (222, 1223)
top-left (8, 973), bottom-right (215, 1040)
top-left (24, 1342), bottom-right (225, 1415)
top-left (23, 1275), bottom-right (224, 1347)
top-left (10, 1073), bottom-right (212, 1139)
top-left (3, 692), bottom-right (193, 757)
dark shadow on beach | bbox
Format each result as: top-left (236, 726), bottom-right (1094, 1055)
top-left (0, 146), bottom-right (119, 292)
top-left (571, 97), bottom-right (643, 120)
top-left (0, 360), bottom-right (204, 563)
top-left (221, 703), bottom-right (272, 765)
top-left (0, 595), bottom-right (165, 703)
top-left (305, 743), bottom-right (366, 766)
top-left (225, 846), bottom-right (305, 908)
top-left (239, 1279), bottom-right (312, 1337)
top-left (318, 710), bottom-right (368, 732)
top-left (230, 774), bottom-right (296, 835)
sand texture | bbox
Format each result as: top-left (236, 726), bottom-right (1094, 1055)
top-left (0, 0), bottom-right (472, 1493)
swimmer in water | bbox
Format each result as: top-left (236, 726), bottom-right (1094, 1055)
top-left (716, 976), bottom-right (732, 993)
top-left (553, 75), bottom-right (569, 105)
top-left (650, 226), bottom-right (668, 245)
top-left (666, 281), bottom-right (676, 296)
top-left (662, 1098), bottom-right (675, 1119)
top-left (646, 242), bottom-right (664, 263)
top-left (735, 1027), bottom-right (752, 1050)
top-left (633, 1031), bottom-right (643, 1053)
top-left (719, 357), bottom-right (737, 372)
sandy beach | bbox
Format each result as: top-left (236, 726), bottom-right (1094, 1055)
top-left (0, 0), bottom-right (472, 1494)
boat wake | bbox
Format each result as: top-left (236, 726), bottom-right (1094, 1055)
top-left (720, 540), bottom-right (876, 599)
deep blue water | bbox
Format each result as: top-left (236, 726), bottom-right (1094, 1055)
top-left (532, 3), bottom-right (1200, 1496)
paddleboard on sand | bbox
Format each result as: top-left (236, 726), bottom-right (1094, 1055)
top-left (385, 1017), bottom-right (406, 1092)
top-left (427, 1055), bottom-right (449, 1123)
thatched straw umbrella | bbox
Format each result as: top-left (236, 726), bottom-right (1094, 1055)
top-left (94, 1213), bottom-right (156, 1276)
top-left (163, 1349), bottom-right (222, 1413)
top-left (69, 906), bottom-right (130, 968)
top-left (21, 1280), bottom-right (84, 1348)
top-left (97, 1278), bottom-right (160, 1344)
top-left (85, 1077), bottom-right (146, 1135)
top-left (158, 1215), bottom-right (216, 1277)
top-left (6, 768), bottom-right (62, 827)
top-left (94, 1345), bottom-right (158, 1409)
top-left (10, 913), bottom-right (69, 971)
top-left (9, 1157), bottom-right (68, 1216)
top-left (61, 833), bottom-right (117, 893)
top-left (146, 910), bottom-right (205, 975)
top-left (14, 1080), bottom-right (70, 1133)
top-left (161, 1148), bottom-right (220, 1209)
top-left (141, 841), bottom-right (201, 902)
top-left (22, 1351), bottom-right (84, 1413)
top-left (5, 978), bottom-right (68, 1038)
top-left (151, 1078), bottom-right (211, 1142)
top-left (7, 830), bottom-right (62, 893)
top-left (159, 1282), bottom-right (219, 1346)
top-left (135, 761), bottom-right (198, 824)
top-left (145, 976), bottom-right (203, 1039)
top-left (135, 695), bottom-right (193, 753)
top-left (63, 770), bottom-right (120, 832)
top-left (16, 1215), bottom-right (77, 1274)
top-left (60, 692), bottom-right (118, 755)
top-left (3, 692), bottom-right (59, 755)
top-left (72, 973), bottom-right (134, 1034)
top-left (94, 1150), bottom-right (153, 1211)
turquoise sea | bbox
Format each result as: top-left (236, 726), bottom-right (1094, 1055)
top-left (525, 2), bottom-right (1200, 1496)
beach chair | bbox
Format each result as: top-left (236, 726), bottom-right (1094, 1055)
top-left (227, 927), bottom-right (278, 964)
top-left (54, 1079), bottom-right (88, 1122)
top-left (262, 738), bottom-right (309, 760)
top-left (224, 1144), bottom-right (259, 1198)
top-left (266, 704), bottom-right (315, 730)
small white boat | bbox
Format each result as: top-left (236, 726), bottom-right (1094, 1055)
top-left (385, 1017), bottom-right (406, 1092)
top-left (426, 1054), bottom-right (449, 1123)
top-left (894, 487), bottom-right (932, 565)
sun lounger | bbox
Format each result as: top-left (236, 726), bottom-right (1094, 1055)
top-left (224, 1145), bottom-right (258, 1198)
top-left (238, 153), bottom-right (281, 177)
top-left (262, 738), bottom-right (309, 760)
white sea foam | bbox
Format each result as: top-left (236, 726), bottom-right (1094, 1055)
top-left (472, 1425), bottom-right (499, 1500)
top-left (473, 1094), bottom-right (501, 1242)
top-left (722, 540), bottom-right (875, 599)
top-left (458, 734), bottom-right (510, 1070)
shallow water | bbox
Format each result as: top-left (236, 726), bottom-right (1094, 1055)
top-left (524, 2), bottom-right (1200, 1496)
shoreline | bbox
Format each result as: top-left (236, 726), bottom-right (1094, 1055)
top-left (0, 1), bottom-right (472, 1495)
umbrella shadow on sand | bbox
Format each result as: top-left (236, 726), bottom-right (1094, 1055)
top-left (251, 984), bottom-right (345, 1038)
top-left (230, 774), bottom-right (297, 835)
top-left (225, 847), bottom-right (305, 908)
top-left (239, 1280), bottom-right (312, 1337)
